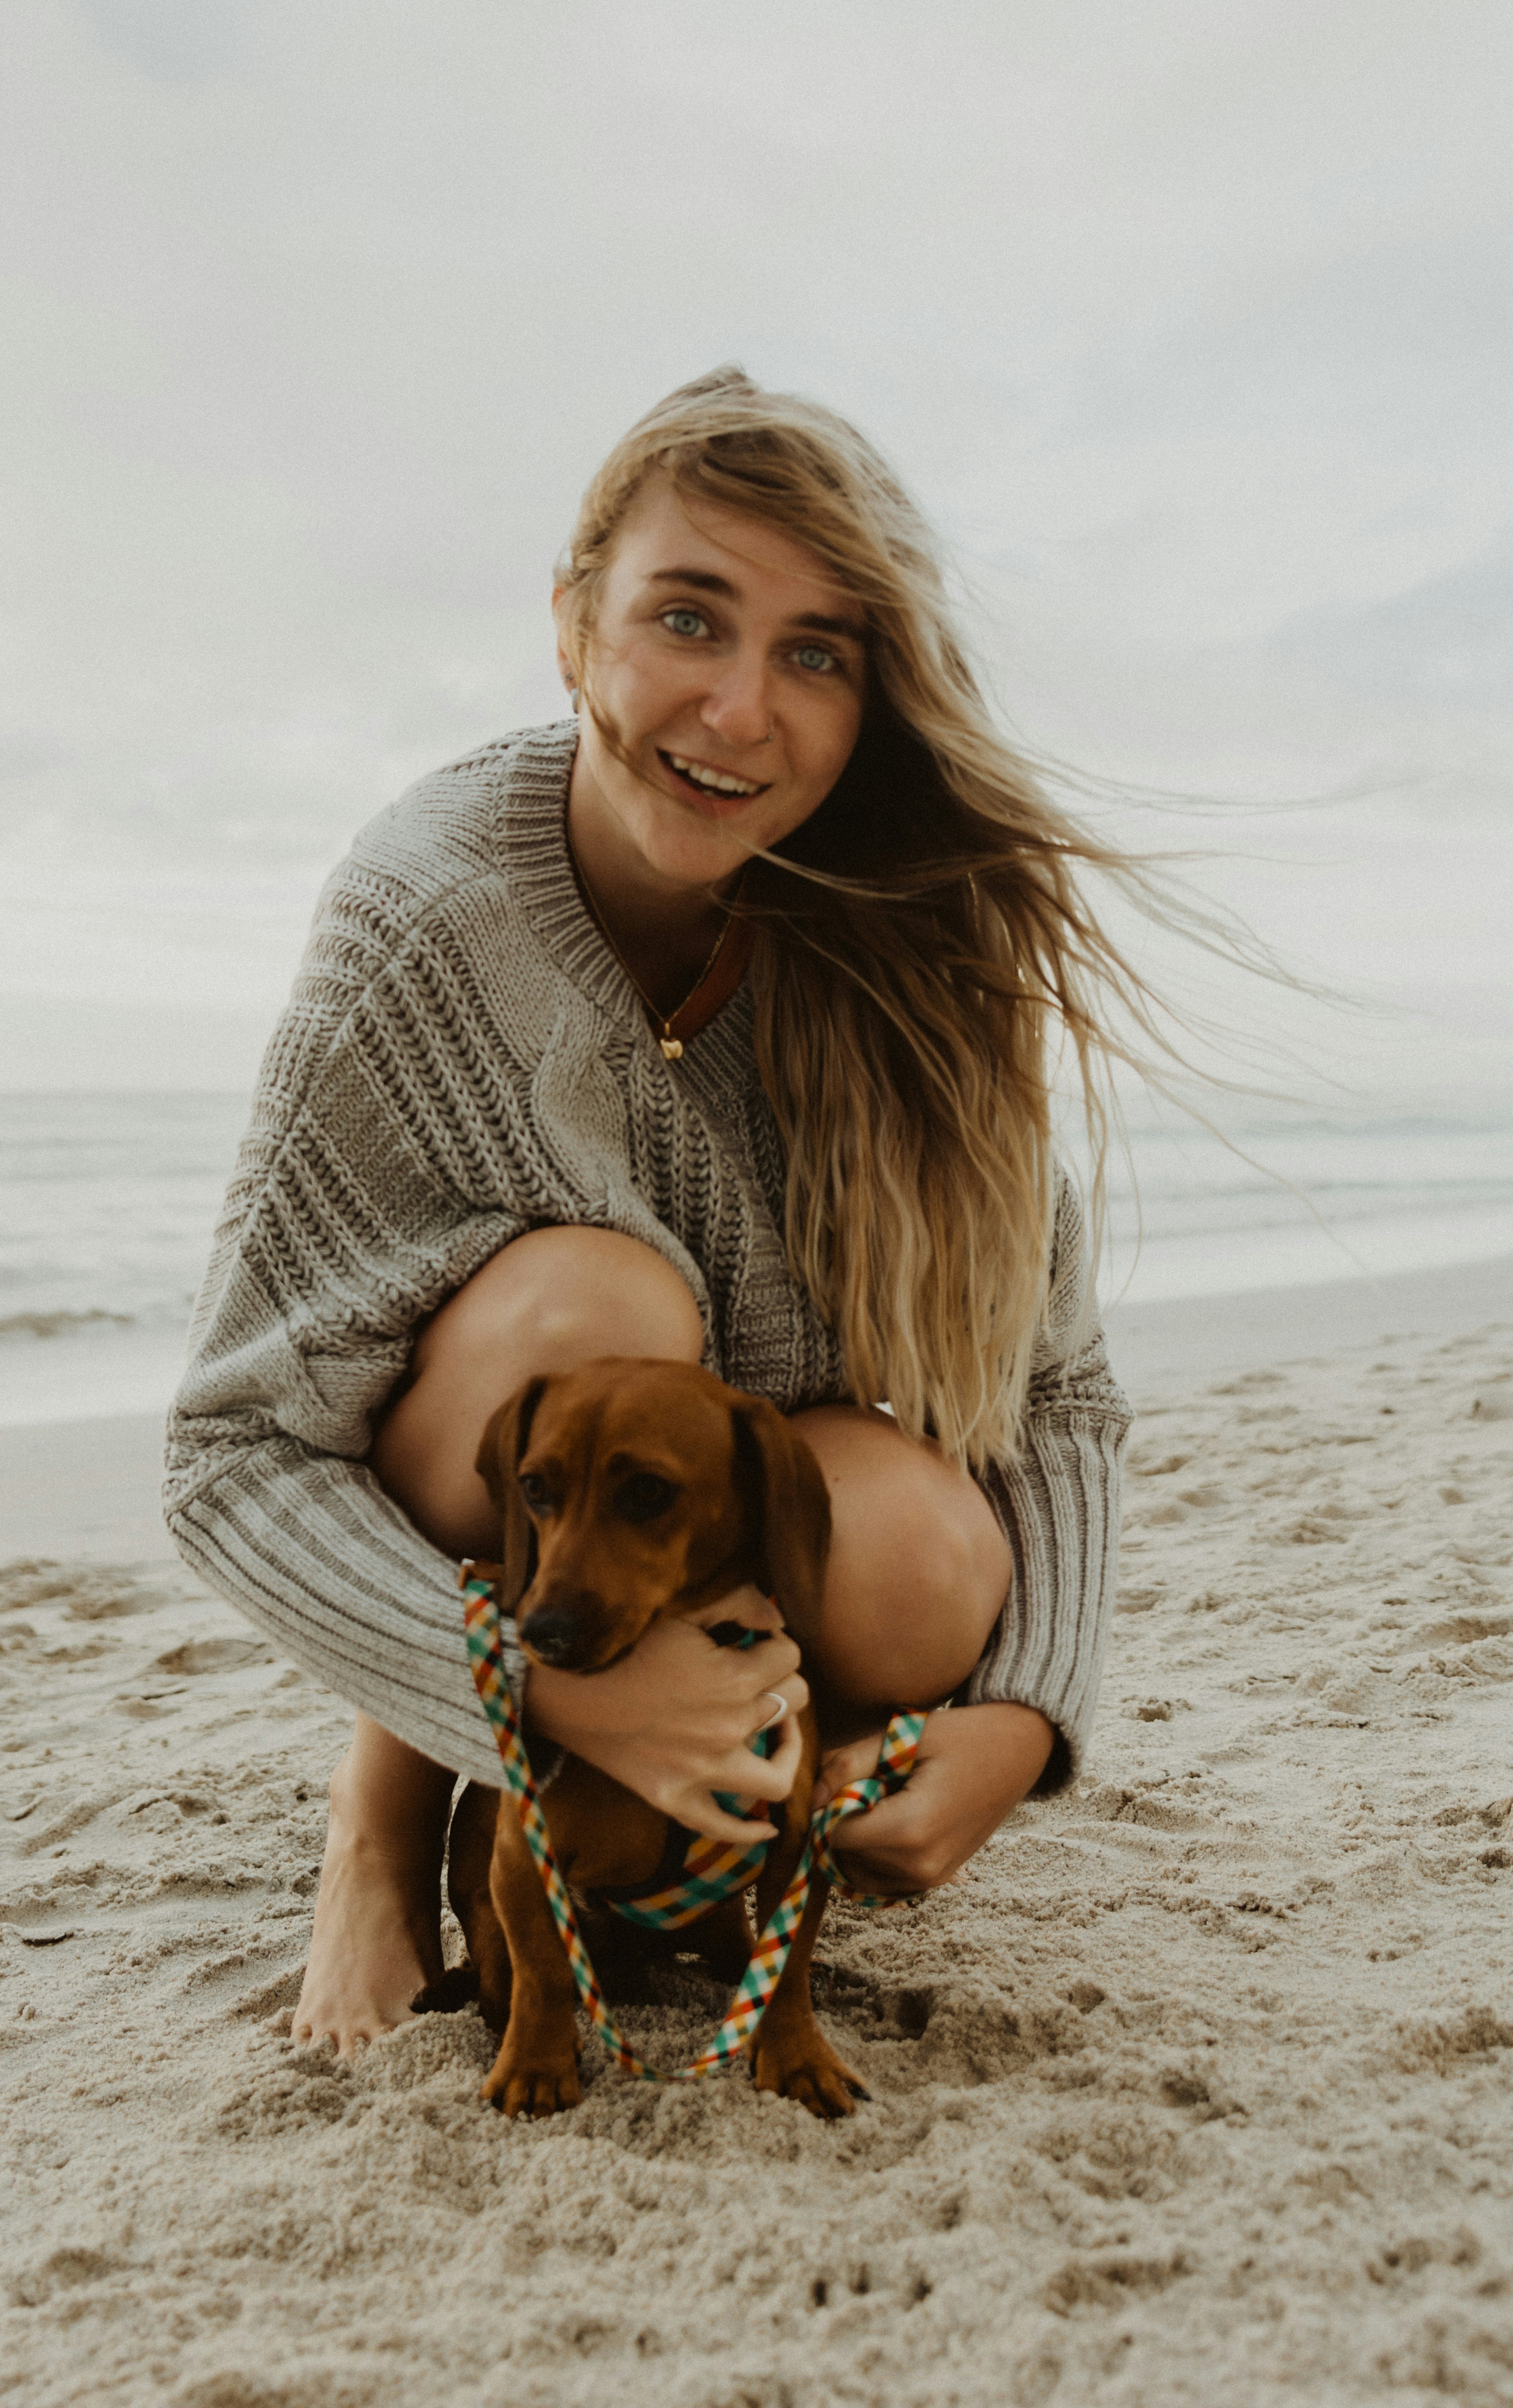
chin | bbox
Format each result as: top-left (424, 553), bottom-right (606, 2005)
top-left (636, 802), bottom-right (758, 885)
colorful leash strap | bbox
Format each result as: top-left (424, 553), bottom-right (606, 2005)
top-left (460, 1569), bottom-right (925, 2084)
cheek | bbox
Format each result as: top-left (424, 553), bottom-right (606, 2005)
top-left (776, 705), bottom-right (861, 826)
top-left (597, 635), bottom-right (694, 725)
top-left (799, 692), bottom-right (863, 790)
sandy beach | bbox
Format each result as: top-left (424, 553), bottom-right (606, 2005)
top-left (3, 1258), bottom-right (1511, 2407)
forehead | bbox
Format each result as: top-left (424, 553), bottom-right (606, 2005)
top-left (607, 473), bottom-right (857, 622)
top-left (529, 1366), bottom-right (735, 1464)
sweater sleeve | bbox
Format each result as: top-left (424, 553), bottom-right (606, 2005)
top-left (161, 830), bottom-right (534, 1786)
top-left (962, 1173), bottom-right (1131, 1793)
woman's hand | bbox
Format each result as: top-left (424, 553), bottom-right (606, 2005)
top-left (812, 1702), bottom-right (1056, 1893)
top-left (522, 1584), bottom-right (808, 1845)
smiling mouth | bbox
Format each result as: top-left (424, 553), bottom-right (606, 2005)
top-left (659, 750), bottom-right (770, 804)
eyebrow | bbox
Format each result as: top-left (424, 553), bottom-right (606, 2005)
top-left (645, 567), bottom-right (867, 645)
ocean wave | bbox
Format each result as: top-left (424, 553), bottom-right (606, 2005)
top-left (0, 1308), bottom-right (135, 1340)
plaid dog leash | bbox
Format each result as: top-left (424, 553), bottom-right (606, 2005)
top-left (460, 1568), bottom-right (925, 2084)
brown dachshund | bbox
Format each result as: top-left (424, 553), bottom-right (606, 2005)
top-left (441, 1355), bottom-right (869, 2120)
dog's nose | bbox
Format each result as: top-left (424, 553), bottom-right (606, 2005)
top-left (518, 1604), bottom-right (598, 1670)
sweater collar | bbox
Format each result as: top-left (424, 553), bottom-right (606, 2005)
top-left (497, 720), bottom-right (759, 1098)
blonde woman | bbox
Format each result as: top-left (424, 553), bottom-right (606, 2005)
top-left (165, 369), bottom-right (1131, 2058)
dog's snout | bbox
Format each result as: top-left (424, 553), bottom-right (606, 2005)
top-left (518, 1600), bottom-right (599, 1670)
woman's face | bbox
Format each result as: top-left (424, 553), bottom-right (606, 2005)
top-left (558, 474), bottom-right (867, 892)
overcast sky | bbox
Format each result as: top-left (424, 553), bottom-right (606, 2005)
top-left (2, 0), bottom-right (1509, 1108)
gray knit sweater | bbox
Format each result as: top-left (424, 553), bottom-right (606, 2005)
top-left (164, 720), bottom-right (1130, 1792)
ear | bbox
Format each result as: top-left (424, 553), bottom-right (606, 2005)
top-left (475, 1375), bottom-right (549, 1615)
top-left (551, 588), bottom-right (580, 700)
top-left (730, 1397), bottom-right (832, 1648)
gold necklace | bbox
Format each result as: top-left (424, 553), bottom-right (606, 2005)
top-left (572, 853), bottom-right (743, 1060)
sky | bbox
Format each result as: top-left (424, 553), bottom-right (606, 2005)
top-left (2, 0), bottom-right (1509, 1112)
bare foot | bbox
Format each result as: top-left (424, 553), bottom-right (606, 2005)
top-left (291, 1714), bottom-right (455, 2056)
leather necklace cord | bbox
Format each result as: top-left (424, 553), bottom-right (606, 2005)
top-left (571, 844), bottom-right (746, 1062)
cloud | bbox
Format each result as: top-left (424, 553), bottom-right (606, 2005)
top-left (1265, 525), bottom-right (1513, 712)
top-left (76, 0), bottom-right (249, 85)
top-left (2, 0), bottom-right (1508, 1090)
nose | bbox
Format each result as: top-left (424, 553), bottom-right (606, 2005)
top-left (699, 648), bottom-right (774, 751)
top-left (518, 1599), bottom-right (600, 1670)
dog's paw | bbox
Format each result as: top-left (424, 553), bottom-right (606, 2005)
top-left (480, 2032), bottom-right (582, 2119)
top-left (411, 1965), bottom-right (481, 2016)
top-left (750, 2024), bottom-right (869, 2120)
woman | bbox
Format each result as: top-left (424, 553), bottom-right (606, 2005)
top-left (164, 368), bottom-right (1131, 2057)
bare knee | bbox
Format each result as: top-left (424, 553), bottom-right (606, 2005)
top-left (852, 1477), bottom-right (999, 1653)
top-left (416, 1226), bottom-right (704, 1386)
top-left (372, 1227), bottom-right (703, 1557)
top-left (795, 1410), bottom-right (1011, 1713)
top-left (876, 1491), bottom-right (992, 1625)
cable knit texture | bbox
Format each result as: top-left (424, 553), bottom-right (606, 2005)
top-left (164, 720), bottom-right (1131, 1791)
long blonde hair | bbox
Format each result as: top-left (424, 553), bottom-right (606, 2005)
top-left (557, 368), bottom-right (1201, 1468)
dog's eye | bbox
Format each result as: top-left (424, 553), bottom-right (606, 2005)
top-left (616, 1472), bottom-right (677, 1523)
top-left (518, 1472), bottom-right (552, 1513)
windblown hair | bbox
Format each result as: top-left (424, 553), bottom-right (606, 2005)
top-left (556, 368), bottom-right (1193, 1469)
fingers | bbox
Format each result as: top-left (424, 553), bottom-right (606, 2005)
top-left (674, 1794), bottom-right (780, 1846)
top-left (692, 1581), bottom-right (784, 1634)
top-left (821, 1789), bottom-right (914, 1891)
top-left (676, 1714), bottom-right (803, 1841)
top-left (746, 1673), bottom-right (808, 1743)
top-left (823, 1787), bottom-right (961, 1894)
top-left (686, 1615), bottom-right (803, 1698)
top-left (706, 1715), bottom-right (802, 1807)
top-left (759, 1709), bottom-right (803, 1795)
top-left (727, 1632), bottom-right (803, 1688)
top-left (811, 1730), bottom-right (887, 1811)
top-left (725, 1657), bottom-right (807, 1737)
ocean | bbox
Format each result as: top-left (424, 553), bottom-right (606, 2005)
top-left (1, 1088), bottom-right (1510, 1429)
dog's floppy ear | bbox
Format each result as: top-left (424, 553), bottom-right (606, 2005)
top-left (730, 1396), bottom-right (832, 1647)
top-left (475, 1375), bottom-right (549, 1615)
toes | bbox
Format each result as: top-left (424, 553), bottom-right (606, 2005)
top-left (812, 2075), bottom-right (861, 2120)
top-left (291, 2013), bottom-right (408, 2058)
top-left (480, 2053), bottom-right (581, 2118)
top-left (786, 2072), bottom-right (854, 2120)
top-left (753, 2037), bottom-right (868, 2120)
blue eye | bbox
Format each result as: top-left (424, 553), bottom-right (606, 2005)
top-left (663, 608), bottom-right (709, 638)
top-left (794, 643), bottom-right (837, 673)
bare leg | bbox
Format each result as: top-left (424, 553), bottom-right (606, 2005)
top-left (292, 1227), bottom-right (704, 2055)
top-left (792, 1403), bottom-right (1012, 1732)
top-left (292, 1713), bottom-right (455, 2052)
top-left (372, 1224), bottom-right (704, 1557)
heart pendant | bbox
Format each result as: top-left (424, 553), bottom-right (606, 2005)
top-left (660, 1037), bottom-right (684, 1061)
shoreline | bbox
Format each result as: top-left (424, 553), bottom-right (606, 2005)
top-left (3, 1251), bottom-right (1509, 1569)
top-left (1102, 1247), bottom-right (1513, 1402)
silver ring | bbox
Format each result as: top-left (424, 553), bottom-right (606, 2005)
top-left (755, 1692), bottom-right (788, 1735)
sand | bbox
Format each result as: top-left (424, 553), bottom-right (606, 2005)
top-left (2, 1262), bottom-right (1512, 2408)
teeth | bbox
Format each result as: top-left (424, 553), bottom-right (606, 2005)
top-left (668, 753), bottom-right (761, 797)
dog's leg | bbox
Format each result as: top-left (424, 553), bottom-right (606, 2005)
top-left (480, 1791), bottom-right (583, 2117)
top-left (687, 1892), bottom-right (754, 1987)
top-left (746, 1723), bottom-right (869, 2120)
top-left (748, 1876), bottom-right (868, 2119)
top-left (576, 1904), bottom-right (665, 2004)
top-left (434, 1782), bottom-right (513, 2034)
